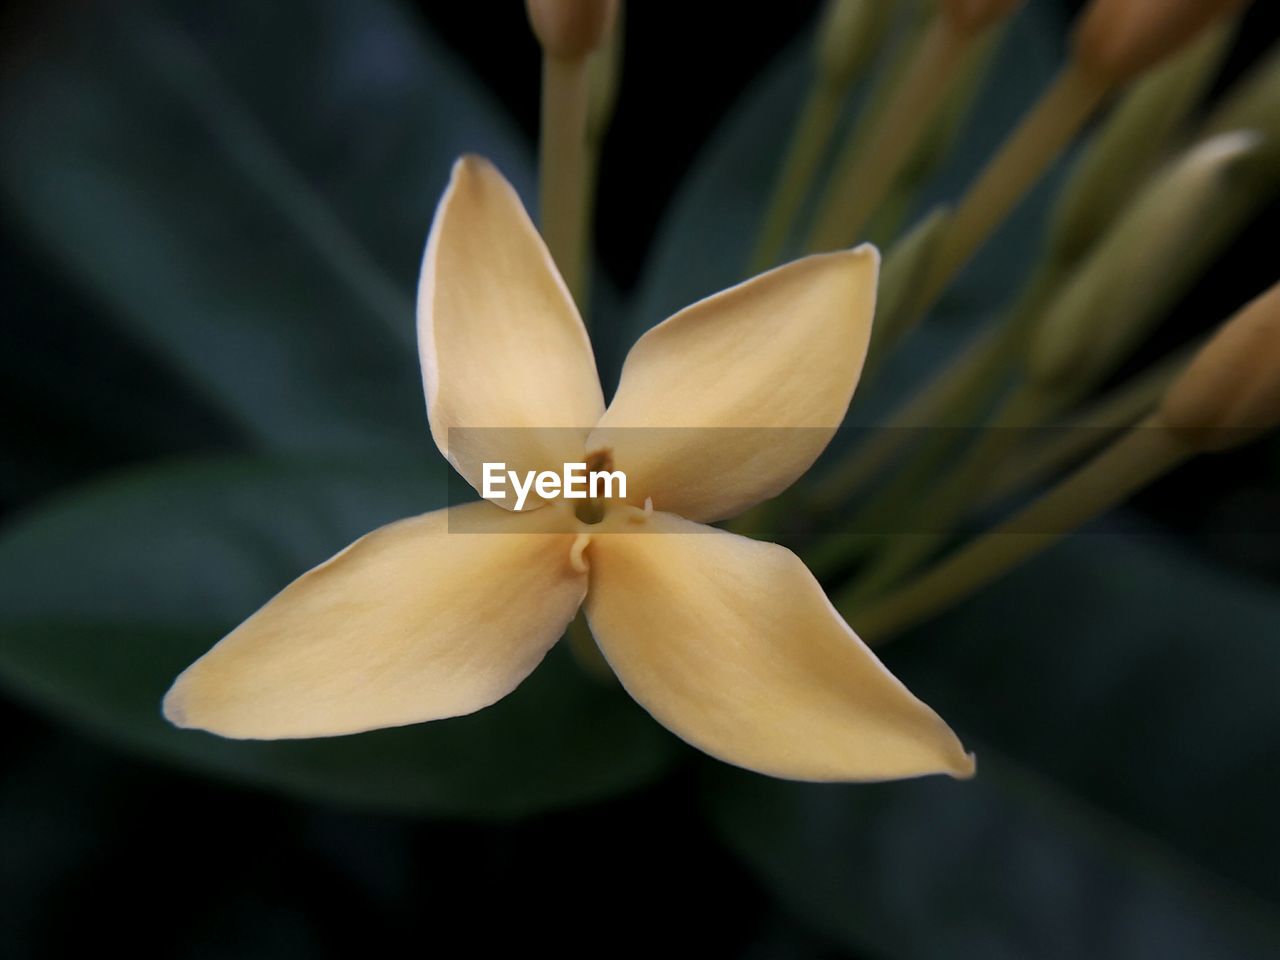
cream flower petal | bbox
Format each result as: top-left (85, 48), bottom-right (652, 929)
top-left (418, 156), bottom-right (605, 502)
top-left (586, 248), bottom-right (878, 522)
top-left (583, 510), bottom-right (974, 781)
top-left (163, 502), bottom-right (587, 739)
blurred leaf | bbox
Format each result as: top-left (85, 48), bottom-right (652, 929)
top-left (0, 459), bottom-right (677, 817)
top-left (0, 0), bottom-right (531, 454)
top-left (702, 534), bottom-right (1280, 956)
top-left (0, 229), bottom-right (236, 507)
top-left (703, 754), bottom-right (1280, 959)
top-left (622, 4), bottom-right (1063, 414)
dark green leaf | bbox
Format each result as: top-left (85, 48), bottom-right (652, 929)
top-left (702, 534), bottom-right (1280, 956)
top-left (0, 458), bottom-right (678, 817)
top-left (703, 752), bottom-right (1280, 959)
top-left (0, 0), bottom-right (531, 453)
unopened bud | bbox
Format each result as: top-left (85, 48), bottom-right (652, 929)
top-left (904, 23), bottom-right (1005, 183)
top-left (1072, 0), bottom-right (1247, 86)
top-left (527, 0), bottom-right (617, 59)
top-left (815, 0), bottom-right (895, 88)
top-left (875, 206), bottom-right (950, 348)
top-left (1159, 282), bottom-right (1280, 451)
top-left (1029, 131), bottom-right (1260, 397)
top-left (1050, 18), bottom-right (1236, 264)
top-left (940, 0), bottom-right (1024, 35)
top-left (1205, 41), bottom-right (1280, 146)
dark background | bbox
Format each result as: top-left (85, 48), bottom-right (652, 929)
top-left (2, 2), bottom-right (1280, 957)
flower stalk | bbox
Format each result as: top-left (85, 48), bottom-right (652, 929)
top-left (912, 62), bottom-right (1110, 311)
top-left (529, 0), bottom-right (617, 307)
top-left (809, 26), bottom-right (1274, 526)
top-left (901, 0), bottom-right (1245, 331)
top-left (808, 266), bottom-right (1058, 516)
top-left (806, 10), bottom-right (988, 252)
top-left (862, 22), bottom-right (1006, 247)
top-left (846, 279), bottom-right (1280, 642)
top-left (845, 419), bottom-right (1192, 641)
top-left (584, 3), bottom-right (624, 235)
top-left (748, 0), bottom-right (894, 272)
top-left (977, 342), bottom-right (1194, 507)
top-left (844, 130), bottom-right (1259, 599)
top-left (1048, 17), bottom-right (1237, 264)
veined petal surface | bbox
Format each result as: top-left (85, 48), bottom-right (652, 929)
top-left (418, 156), bottom-right (604, 501)
top-left (587, 248), bottom-right (878, 522)
top-left (583, 510), bottom-right (973, 781)
top-left (164, 502), bottom-right (587, 739)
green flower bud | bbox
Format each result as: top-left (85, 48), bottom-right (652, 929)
top-left (1204, 40), bottom-right (1280, 147)
top-left (815, 0), bottom-right (896, 89)
top-left (874, 206), bottom-right (951, 350)
top-left (1029, 131), bottom-right (1261, 398)
top-left (1049, 18), bottom-right (1236, 265)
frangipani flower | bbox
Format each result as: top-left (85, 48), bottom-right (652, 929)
top-left (163, 156), bottom-right (974, 783)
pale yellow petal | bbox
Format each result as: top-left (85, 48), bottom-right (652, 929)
top-left (587, 248), bottom-right (878, 522)
top-left (418, 156), bottom-right (604, 501)
top-left (163, 502), bottom-right (586, 739)
top-left (583, 510), bottom-right (973, 781)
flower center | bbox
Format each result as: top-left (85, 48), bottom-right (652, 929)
top-left (573, 448), bottom-right (614, 524)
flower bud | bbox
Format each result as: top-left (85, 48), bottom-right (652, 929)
top-left (1072, 0), bottom-right (1247, 86)
top-left (875, 206), bottom-right (950, 348)
top-left (815, 0), bottom-right (894, 89)
top-left (1205, 41), bottom-right (1280, 145)
top-left (1159, 282), bottom-right (1280, 451)
top-left (1049, 18), bottom-right (1235, 265)
top-left (1029, 131), bottom-right (1260, 397)
top-left (940, 0), bottom-right (1024, 35)
top-left (526, 0), bottom-right (618, 59)
top-left (903, 23), bottom-right (1005, 184)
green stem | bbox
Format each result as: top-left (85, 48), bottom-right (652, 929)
top-left (844, 419), bottom-right (1192, 642)
top-left (978, 344), bottom-right (1193, 507)
top-left (748, 81), bottom-right (846, 273)
top-left (845, 384), bottom-right (1050, 603)
top-left (806, 16), bottom-right (970, 252)
top-left (809, 265), bottom-right (1060, 516)
top-left (539, 54), bottom-right (591, 309)
top-left (915, 63), bottom-right (1110, 313)
top-left (807, 326), bottom-right (1002, 515)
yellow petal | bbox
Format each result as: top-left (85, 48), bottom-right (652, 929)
top-left (583, 510), bottom-right (973, 781)
top-left (587, 248), bottom-right (877, 522)
top-left (418, 156), bottom-right (604, 501)
top-left (163, 502), bottom-right (586, 739)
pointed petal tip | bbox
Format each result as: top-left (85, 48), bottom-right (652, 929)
top-left (160, 668), bottom-right (222, 736)
top-left (159, 505), bottom-right (587, 743)
top-left (594, 244), bottom-right (881, 521)
top-left (762, 242), bottom-right (880, 281)
top-left (585, 513), bottom-right (978, 784)
top-left (420, 147), bottom-right (602, 491)
top-left (950, 748), bottom-right (978, 781)
top-left (450, 153), bottom-right (498, 182)
top-left (848, 241), bottom-right (881, 268)
top-left (160, 672), bottom-right (233, 738)
top-left (160, 681), bottom-right (188, 729)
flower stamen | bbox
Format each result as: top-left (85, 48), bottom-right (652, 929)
top-left (574, 447), bottom-right (616, 524)
top-left (569, 533), bottom-right (592, 574)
